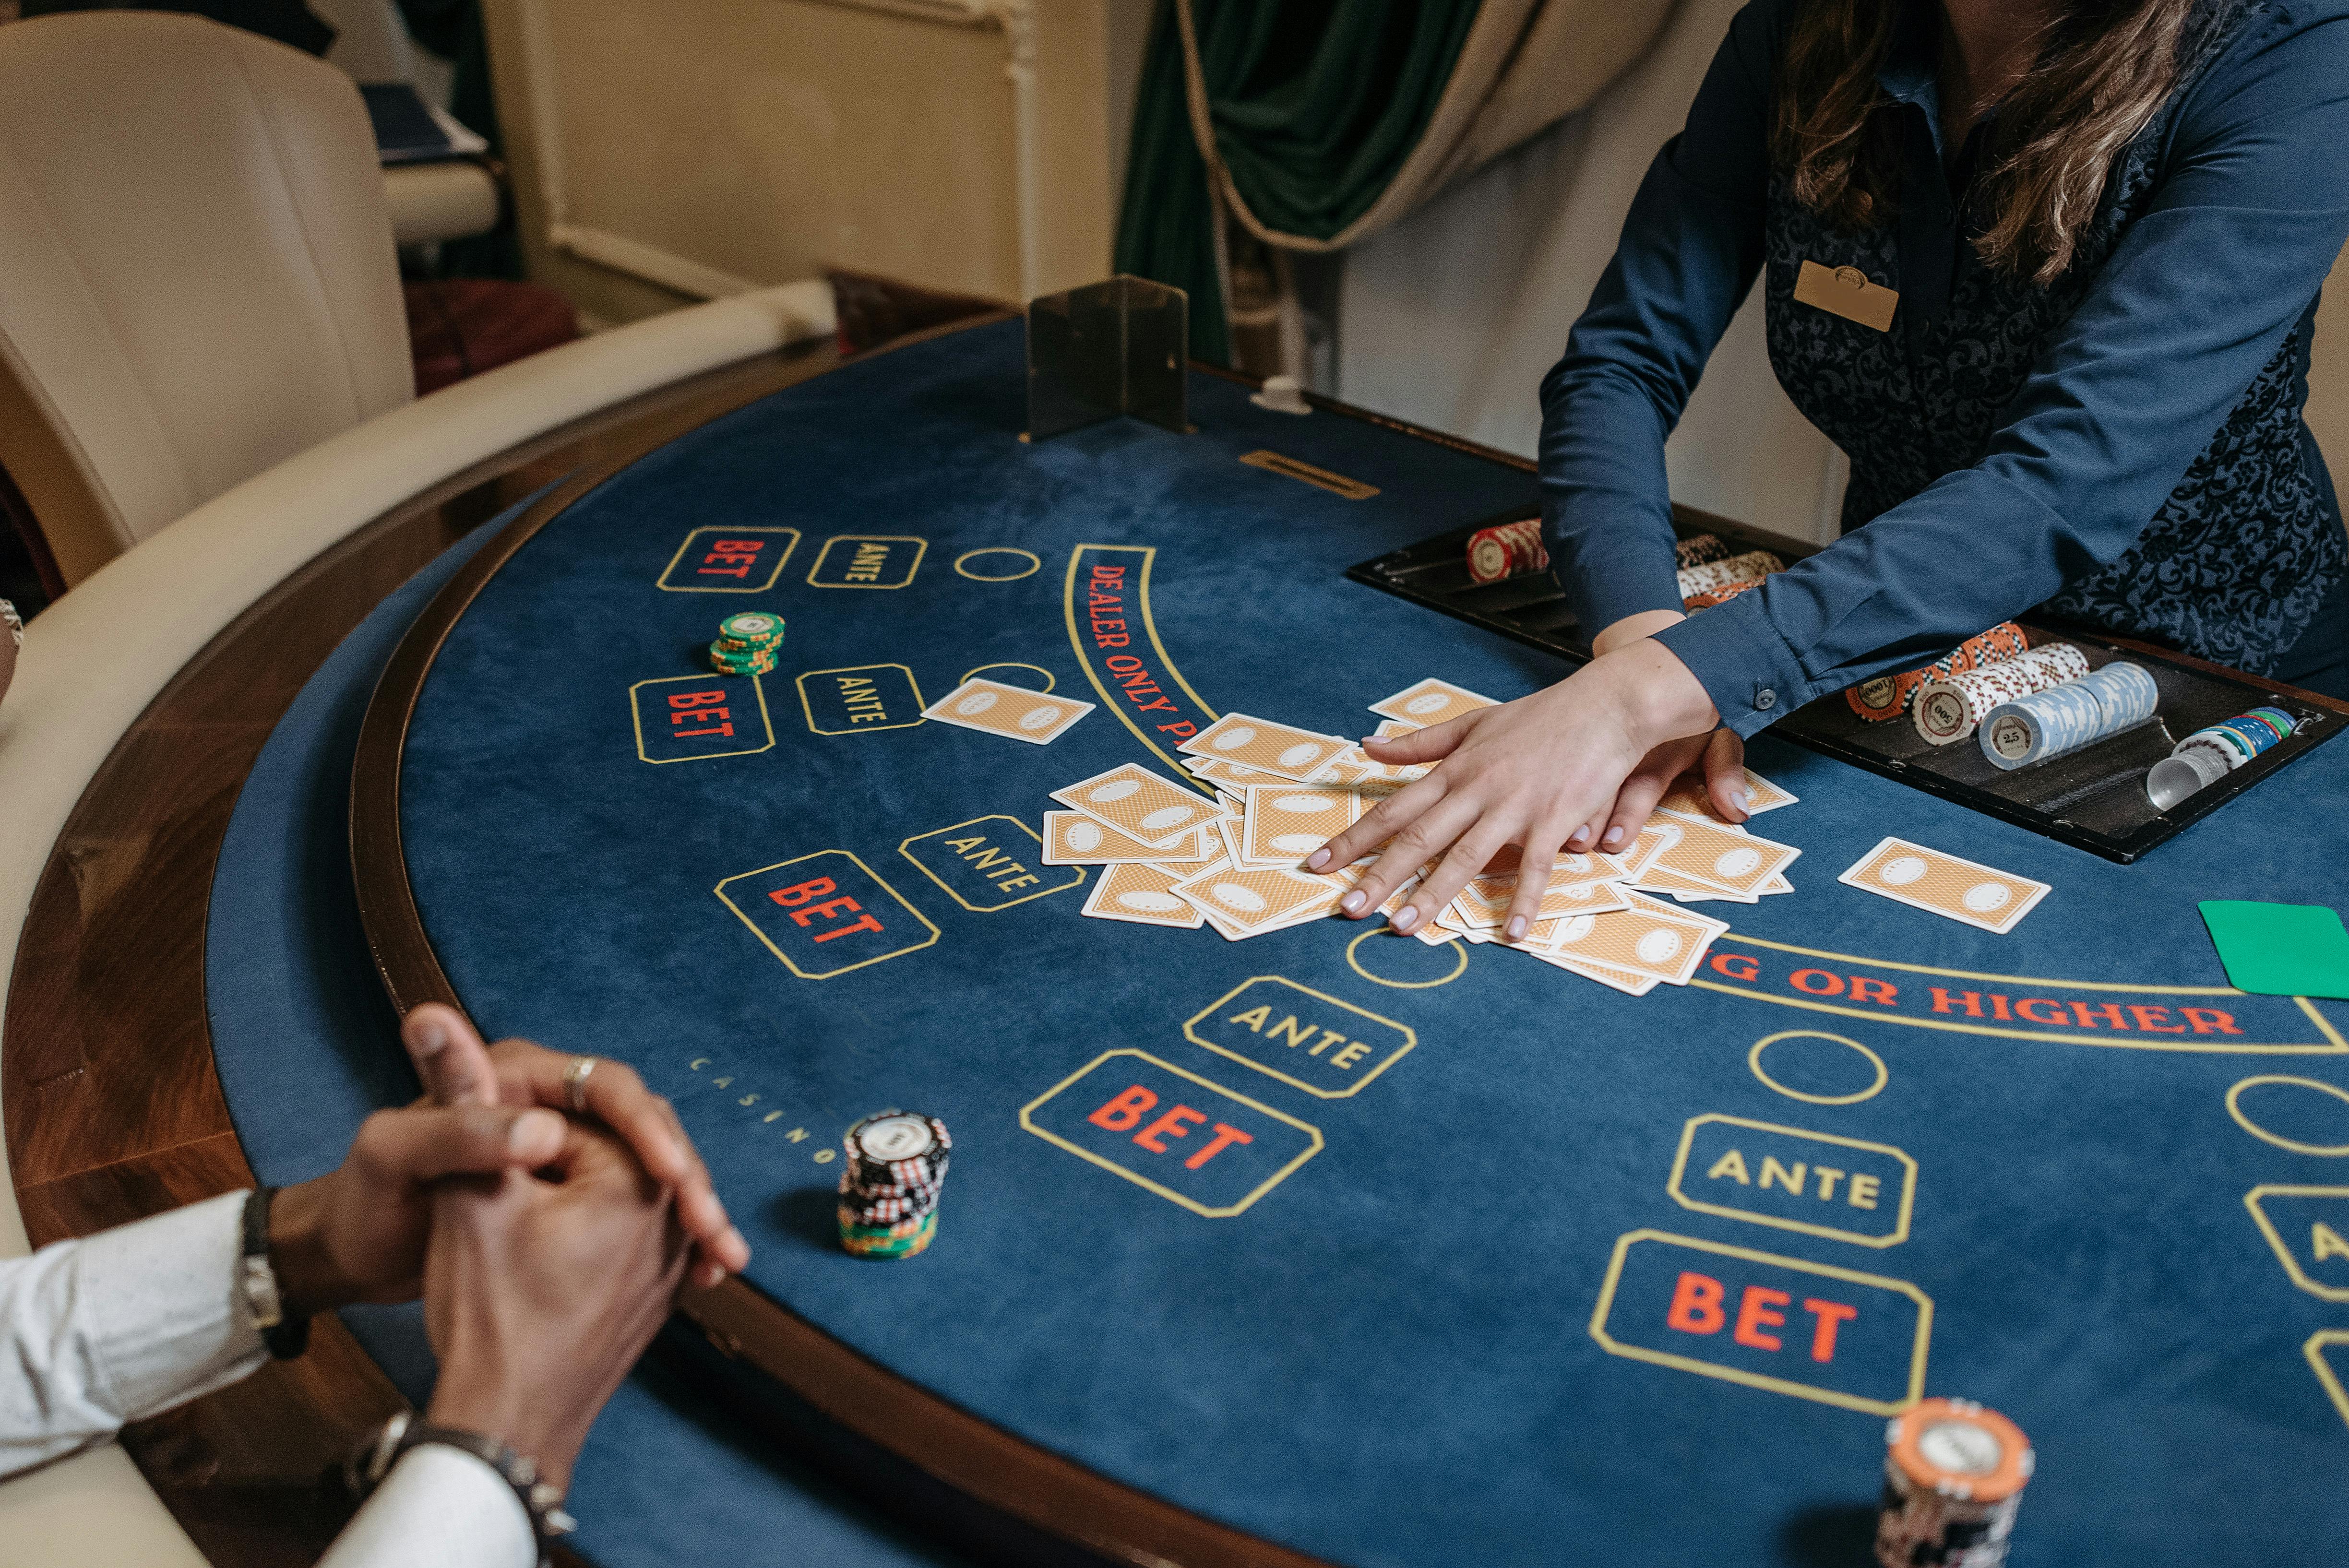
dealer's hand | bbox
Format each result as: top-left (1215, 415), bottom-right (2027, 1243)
top-left (400, 1002), bottom-right (749, 1289)
top-left (1307, 615), bottom-right (1740, 942)
top-left (422, 1116), bottom-right (688, 1493)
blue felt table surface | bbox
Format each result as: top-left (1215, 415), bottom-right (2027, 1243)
top-left (205, 500), bottom-right (974, 1568)
top-left (218, 319), bottom-right (2349, 1567)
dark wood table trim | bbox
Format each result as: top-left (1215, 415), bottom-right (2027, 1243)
top-left (2, 334), bottom-right (843, 1566)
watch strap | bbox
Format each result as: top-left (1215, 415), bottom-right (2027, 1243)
top-left (347, 1411), bottom-right (577, 1567)
top-left (238, 1186), bottom-right (310, 1359)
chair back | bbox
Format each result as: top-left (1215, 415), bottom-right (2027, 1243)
top-left (0, 12), bottom-right (412, 587)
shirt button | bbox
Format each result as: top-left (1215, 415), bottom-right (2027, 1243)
top-left (1754, 687), bottom-right (1777, 711)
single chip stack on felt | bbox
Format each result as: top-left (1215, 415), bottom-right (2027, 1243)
top-left (1464, 518), bottom-right (1547, 584)
top-left (707, 610), bottom-right (785, 677)
top-left (836, 1111), bottom-right (950, 1259)
top-left (1979, 661), bottom-right (2159, 771)
top-left (1845, 622), bottom-right (2032, 723)
top-left (2145, 704), bottom-right (2299, 808)
top-left (1874, 1399), bottom-right (2034, 1568)
top-left (1911, 643), bottom-right (2089, 745)
top-left (1676, 549), bottom-right (1782, 607)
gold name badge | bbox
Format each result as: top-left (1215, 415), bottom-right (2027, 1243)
top-left (1794, 260), bottom-right (1899, 332)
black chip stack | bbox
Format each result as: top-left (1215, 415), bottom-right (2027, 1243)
top-left (836, 1111), bottom-right (949, 1259)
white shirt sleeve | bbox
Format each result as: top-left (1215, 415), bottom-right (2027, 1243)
top-left (0, 1190), bottom-right (265, 1479)
top-left (318, 1443), bottom-right (537, 1568)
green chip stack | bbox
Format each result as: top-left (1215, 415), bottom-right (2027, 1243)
top-left (836, 1110), bottom-right (949, 1260)
top-left (708, 611), bottom-right (784, 677)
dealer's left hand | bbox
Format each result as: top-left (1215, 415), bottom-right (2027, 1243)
top-left (1307, 623), bottom-right (1730, 942)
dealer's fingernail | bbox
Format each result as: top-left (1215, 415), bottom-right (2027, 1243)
top-left (1392, 905), bottom-right (1420, 933)
top-left (1340, 890), bottom-right (1366, 914)
top-left (1506, 915), bottom-right (1528, 940)
top-left (1602, 826), bottom-right (1625, 846)
top-left (510, 1107), bottom-right (563, 1156)
top-left (408, 1016), bottom-right (447, 1057)
top-left (1361, 734), bottom-right (1385, 746)
top-left (1307, 847), bottom-right (1331, 870)
top-left (1730, 790), bottom-right (1750, 815)
top-left (724, 1226), bottom-right (749, 1261)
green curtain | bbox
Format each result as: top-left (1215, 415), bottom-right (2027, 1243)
top-left (1113, 0), bottom-right (1483, 363)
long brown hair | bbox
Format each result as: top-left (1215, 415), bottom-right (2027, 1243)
top-left (1771, 0), bottom-right (2195, 284)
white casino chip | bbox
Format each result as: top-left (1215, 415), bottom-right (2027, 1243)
top-left (855, 1115), bottom-right (935, 1162)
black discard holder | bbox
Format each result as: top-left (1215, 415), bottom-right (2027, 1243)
top-left (1025, 276), bottom-right (1188, 441)
top-left (1347, 511), bottom-right (2342, 863)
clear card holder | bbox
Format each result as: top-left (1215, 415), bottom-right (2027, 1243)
top-left (1025, 276), bottom-right (1189, 442)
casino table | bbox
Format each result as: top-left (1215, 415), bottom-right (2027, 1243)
top-left (30, 314), bottom-right (2349, 1567)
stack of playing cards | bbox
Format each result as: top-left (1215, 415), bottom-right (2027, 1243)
top-left (1040, 678), bottom-right (1811, 998)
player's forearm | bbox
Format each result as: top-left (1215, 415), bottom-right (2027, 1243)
top-left (0, 1192), bottom-right (265, 1478)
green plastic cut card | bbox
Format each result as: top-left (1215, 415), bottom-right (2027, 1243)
top-left (2199, 901), bottom-right (2349, 1000)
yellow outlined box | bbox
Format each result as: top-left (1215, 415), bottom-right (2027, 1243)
top-left (2244, 1186), bottom-right (2349, 1301)
top-left (1182, 976), bottom-right (1416, 1098)
top-left (1588, 1229), bottom-right (1932, 1415)
top-left (1020, 1048), bottom-right (1322, 1217)
top-left (656, 525), bottom-right (799, 592)
top-left (714, 850), bottom-right (939, 980)
top-left (2308, 1330), bottom-right (2349, 1432)
top-left (807, 534), bottom-right (927, 589)
top-left (629, 674), bottom-right (775, 764)
top-left (897, 816), bottom-right (1084, 912)
top-left (1666, 1114), bottom-right (1916, 1248)
top-left (796, 664), bottom-right (926, 736)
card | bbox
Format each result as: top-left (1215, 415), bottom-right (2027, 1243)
top-left (1655, 769), bottom-right (1799, 822)
top-left (2199, 900), bottom-right (2349, 999)
top-left (1179, 713), bottom-right (1353, 781)
top-left (1626, 862), bottom-right (1758, 904)
top-left (1538, 893), bottom-right (1728, 984)
top-left (1837, 837), bottom-right (2049, 934)
top-left (922, 678), bottom-right (1094, 744)
top-left (1080, 862), bottom-right (1205, 928)
top-left (1526, 948), bottom-right (1663, 996)
top-left (1051, 764), bottom-right (1225, 850)
top-left (1043, 810), bottom-right (1214, 866)
top-left (1457, 854), bottom-right (1632, 925)
top-left (1368, 678), bottom-right (1499, 728)
top-left (1240, 782), bottom-right (1395, 866)
top-left (1647, 812), bottom-right (1802, 897)
top-left (1170, 863), bottom-right (1346, 937)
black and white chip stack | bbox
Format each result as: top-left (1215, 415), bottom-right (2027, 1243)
top-left (836, 1111), bottom-right (950, 1259)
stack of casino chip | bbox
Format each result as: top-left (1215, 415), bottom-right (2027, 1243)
top-left (2145, 704), bottom-right (2299, 809)
top-left (1676, 549), bottom-right (1782, 608)
top-left (1978, 661), bottom-right (2159, 771)
top-left (835, 1110), bottom-right (950, 1259)
top-left (1874, 1399), bottom-right (2033, 1568)
top-left (1845, 622), bottom-right (2031, 723)
top-left (1911, 643), bottom-right (2089, 746)
top-left (1672, 532), bottom-right (1734, 569)
top-left (1464, 518), bottom-right (1548, 585)
top-left (707, 611), bottom-right (785, 677)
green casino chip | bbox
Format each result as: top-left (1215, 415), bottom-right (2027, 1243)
top-left (717, 612), bottom-right (784, 642)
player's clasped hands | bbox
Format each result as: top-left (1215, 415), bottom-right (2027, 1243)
top-left (1307, 628), bottom-right (1746, 940)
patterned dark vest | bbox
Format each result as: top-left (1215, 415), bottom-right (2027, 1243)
top-left (1762, 0), bottom-right (2343, 674)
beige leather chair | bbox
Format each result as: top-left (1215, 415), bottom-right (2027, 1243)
top-left (0, 11), bottom-right (414, 587)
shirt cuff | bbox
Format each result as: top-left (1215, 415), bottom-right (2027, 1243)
top-left (71, 1189), bottom-right (267, 1423)
top-left (1652, 590), bottom-right (1816, 737)
top-left (318, 1444), bottom-right (537, 1568)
